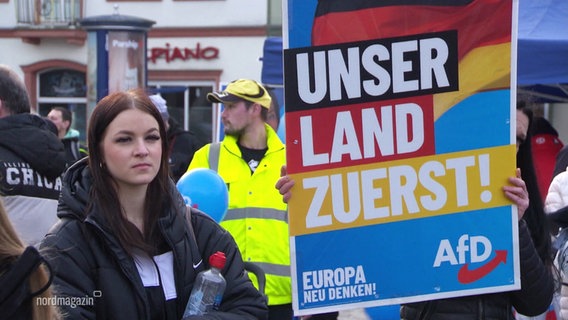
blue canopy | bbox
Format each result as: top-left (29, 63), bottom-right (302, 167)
top-left (260, 37), bottom-right (284, 87)
top-left (518, 0), bottom-right (568, 85)
top-left (518, 0), bottom-right (568, 102)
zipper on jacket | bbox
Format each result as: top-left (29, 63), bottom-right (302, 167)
top-left (150, 256), bottom-right (169, 318)
top-left (158, 216), bottom-right (192, 317)
top-left (85, 218), bottom-right (152, 319)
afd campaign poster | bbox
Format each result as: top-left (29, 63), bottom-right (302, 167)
top-left (284, 0), bottom-right (519, 315)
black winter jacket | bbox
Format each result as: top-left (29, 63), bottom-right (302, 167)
top-left (61, 135), bottom-right (87, 168)
top-left (0, 113), bottom-right (66, 196)
top-left (167, 118), bottom-right (205, 182)
top-left (400, 219), bottom-right (554, 320)
top-left (40, 159), bottom-right (268, 319)
top-left (0, 246), bottom-right (53, 319)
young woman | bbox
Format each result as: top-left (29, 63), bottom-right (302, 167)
top-left (40, 89), bottom-right (268, 319)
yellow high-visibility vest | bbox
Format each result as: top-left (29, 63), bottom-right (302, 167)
top-left (188, 124), bottom-right (290, 305)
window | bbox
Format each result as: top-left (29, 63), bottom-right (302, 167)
top-left (148, 82), bottom-right (215, 144)
top-left (37, 69), bottom-right (87, 143)
top-left (16, 0), bottom-right (82, 26)
top-left (267, 0), bottom-right (282, 36)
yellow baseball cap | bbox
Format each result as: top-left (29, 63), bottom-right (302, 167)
top-left (207, 79), bottom-right (271, 109)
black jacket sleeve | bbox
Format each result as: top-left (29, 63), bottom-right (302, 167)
top-left (39, 220), bottom-right (97, 319)
top-left (188, 210), bottom-right (269, 320)
top-left (510, 219), bottom-right (555, 316)
top-left (549, 205), bottom-right (568, 229)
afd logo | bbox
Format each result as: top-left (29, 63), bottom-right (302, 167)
top-left (433, 234), bottom-right (507, 284)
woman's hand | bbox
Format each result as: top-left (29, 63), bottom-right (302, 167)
top-left (275, 165), bottom-right (295, 203)
top-left (502, 168), bottom-right (529, 221)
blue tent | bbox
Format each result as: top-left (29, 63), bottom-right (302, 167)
top-left (518, 0), bottom-right (568, 102)
top-left (260, 37), bottom-right (284, 87)
top-left (260, 37), bottom-right (286, 141)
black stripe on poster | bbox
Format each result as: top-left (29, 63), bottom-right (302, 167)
top-left (284, 30), bottom-right (458, 113)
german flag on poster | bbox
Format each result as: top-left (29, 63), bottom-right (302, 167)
top-left (284, 0), bottom-right (519, 316)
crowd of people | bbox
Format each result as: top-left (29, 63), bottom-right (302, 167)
top-left (0, 59), bottom-right (566, 320)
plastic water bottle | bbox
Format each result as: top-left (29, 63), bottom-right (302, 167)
top-left (183, 251), bottom-right (227, 317)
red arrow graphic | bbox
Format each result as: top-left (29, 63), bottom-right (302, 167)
top-left (457, 250), bottom-right (507, 284)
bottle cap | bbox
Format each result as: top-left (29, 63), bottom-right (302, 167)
top-left (209, 251), bottom-right (226, 269)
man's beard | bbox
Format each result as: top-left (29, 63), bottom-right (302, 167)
top-left (224, 126), bottom-right (244, 137)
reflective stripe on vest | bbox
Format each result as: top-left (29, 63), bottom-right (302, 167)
top-left (254, 261), bottom-right (291, 277)
top-left (208, 142), bottom-right (221, 172)
top-left (208, 141), bottom-right (290, 284)
top-left (224, 207), bottom-right (288, 223)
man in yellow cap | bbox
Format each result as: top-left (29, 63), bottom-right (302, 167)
top-left (188, 79), bottom-right (292, 319)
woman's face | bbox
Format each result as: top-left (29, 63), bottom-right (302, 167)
top-left (101, 108), bottom-right (162, 189)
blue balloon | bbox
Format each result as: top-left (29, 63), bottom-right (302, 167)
top-left (176, 168), bottom-right (228, 223)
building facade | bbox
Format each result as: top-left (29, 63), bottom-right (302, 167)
top-left (0, 0), bottom-right (282, 144)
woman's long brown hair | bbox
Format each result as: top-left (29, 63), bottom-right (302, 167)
top-left (0, 199), bottom-right (60, 320)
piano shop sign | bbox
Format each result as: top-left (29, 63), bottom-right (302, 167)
top-left (148, 42), bottom-right (219, 64)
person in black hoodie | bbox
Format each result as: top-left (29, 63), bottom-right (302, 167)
top-left (0, 65), bottom-right (66, 246)
top-left (40, 89), bottom-right (268, 319)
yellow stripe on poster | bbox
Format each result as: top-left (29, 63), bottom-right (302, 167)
top-left (288, 145), bottom-right (516, 236)
top-left (434, 42), bottom-right (511, 120)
